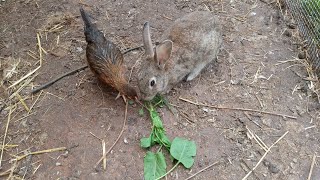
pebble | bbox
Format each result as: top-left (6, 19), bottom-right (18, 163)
top-left (263, 160), bottom-right (280, 174)
top-left (268, 163), bottom-right (280, 173)
top-left (76, 47), bottom-right (83, 53)
top-left (230, 79), bottom-right (240, 85)
top-left (290, 162), bottom-right (295, 169)
top-left (262, 118), bottom-right (272, 127)
top-left (283, 29), bottom-right (292, 37)
top-left (207, 117), bottom-right (216, 123)
top-left (124, 138), bottom-right (128, 144)
top-left (202, 108), bottom-right (209, 113)
top-left (249, 12), bottom-right (256, 17)
top-left (198, 160), bottom-right (204, 167)
top-left (61, 151), bottom-right (69, 158)
top-left (287, 22), bottom-right (296, 29)
top-left (298, 51), bottom-right (306, 59)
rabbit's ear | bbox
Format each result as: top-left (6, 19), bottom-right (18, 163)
top-left (155, 40), bottom-right (173, 69)
top-left (143, 22), bottom-right (154, 57)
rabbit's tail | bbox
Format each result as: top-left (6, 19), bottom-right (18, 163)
top-left (80, 7), bottom-right (104, 43)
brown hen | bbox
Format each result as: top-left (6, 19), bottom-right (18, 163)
top-left (80, 8), bottom-right (138, 99)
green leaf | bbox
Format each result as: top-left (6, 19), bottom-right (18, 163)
top-left (154, 128), bottom-right (171, 148)
top-left (128, 100), bottom-right (134, 105)
top-left (170, 137), bottom-right (197, 168)
top-left (141, 136), bottom-right (152, 148)
top-left (139, 108), bottom-right (145, 116)
top-left (144, 151), bottom-right (167, 180)
top-left (150, 110), bottom-right (163, 128)
top-left (150, 94), bottom-right (164, 105)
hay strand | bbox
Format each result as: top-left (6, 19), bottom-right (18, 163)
top-left (95, 101), bottom-right (128, 169)
top-left (15, 147), bottom-right (67, 161)
top-left (0, 106), bottom-right (12, 168)
top-left (8, 33), bottom-right (43, 89)
top-left (179, 97), bottom-right (297, 119)
top-left (242, 131), bottom-right (289, 180)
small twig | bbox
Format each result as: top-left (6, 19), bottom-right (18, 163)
top-left (10, 74), bottom-right (38, 99)
top-left (156, 161), bottom-right (180, 180)
top-left (242, 131), bottom-right (289, 180)
top-left (244, 112), bottom-right (262, 128)
top-left (15, 147), bottom-right (67, 161)
top-left (184, 161), bottom-right (221, 180)
top-left (179, 110), bottom-right (195, 124)
top-left (179, 97), bottom-right (297, 119)
top-left (31, 65), bottom-right (88, 94)
top-left (89, 132), bottom-right (103, 141)
top-left (0, 160), bottom-right (17, 177)
top-left (95, 101), bottom-right (128, 169)
top-left (246, 126), bottom-right (268, 152)
top-left (16, 93), bottom-right (30, 112)
top-left (33, 163), bottom-right (42, 175)
top-left (160, 14), bottom-right (173, 21)
top-left (0, 105), bottom-right (12, 168)
top-left (29, 90), bottom-right (43, 111)
top-left (122, 45), bottom-right (144, 54)
top-left (9, 33), bottom-right (42, 89)
top-left (307, 153), bottom-right (317, 180)
top-left (102, 140), bottom-right (107, 170)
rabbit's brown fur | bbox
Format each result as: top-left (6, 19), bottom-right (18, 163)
top-left (138, 11), bottom-right (222, 100)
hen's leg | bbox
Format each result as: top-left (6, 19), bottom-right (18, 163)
top-left (115, 92), bottom-right (127, 103)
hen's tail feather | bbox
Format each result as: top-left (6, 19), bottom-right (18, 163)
top-left (79, 7), bottom-right (104, 43)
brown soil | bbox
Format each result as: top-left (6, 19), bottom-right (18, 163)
top-left (0, 0), bottom-right (319, 180)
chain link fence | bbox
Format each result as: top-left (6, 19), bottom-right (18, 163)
top-left (285, 0), bottom-right (320, 74)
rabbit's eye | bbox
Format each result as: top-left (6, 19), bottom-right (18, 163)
top-left (150, 80), bottom-right (155, 86)
top-left (149, 77), bottom-right (156, 88)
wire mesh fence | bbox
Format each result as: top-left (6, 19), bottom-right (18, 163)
top-left (285, 0), bottom-right (320, 74)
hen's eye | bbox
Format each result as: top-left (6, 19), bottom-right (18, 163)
top-left (150, 80), bottom-right (155, 87)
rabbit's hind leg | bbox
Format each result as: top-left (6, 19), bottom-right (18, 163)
top-left (186, 62), bottom-right (207, 81)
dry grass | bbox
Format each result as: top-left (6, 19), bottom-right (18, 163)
top-left (0, 10), bottom-right (76, 179)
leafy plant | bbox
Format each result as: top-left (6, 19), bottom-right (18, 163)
top-left (140, 105), bottom-right (171, 149)
top-left (170, 137), bottom-right (197, 168)
top-left (139, 108), bottom-right (144, 116)
top-left (141, 95), bottom-right (197, 180)
top-left (144, 151), bottom-right (166, 180)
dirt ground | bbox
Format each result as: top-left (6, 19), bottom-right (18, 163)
top-left (1, 0), bottom-right (320, 179)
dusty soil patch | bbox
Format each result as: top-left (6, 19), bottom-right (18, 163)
top-left (0, 0), bottom-right (319, 179)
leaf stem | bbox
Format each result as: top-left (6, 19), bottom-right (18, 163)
top-left (153, 99), bottom-right (164, 108)
top-left (157, 145), bottom-right (163, 153)
top-left (153, 129), bottom-right (170, 149)
top-left (156, 161), bottom-right (180, 180)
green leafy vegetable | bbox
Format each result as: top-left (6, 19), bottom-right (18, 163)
top-left (128, 100), bottom-right (134, 105)
top-left (141, 136), bottom-right (152, 148)
top-left (150, 109), bottom-right (163, 128)
top-left (144, 151), bottom-right (166, 180)
top-left (153, 128), bottom-right (171, 148)
top-left (139, 108), bottom-right (145, 116)
top-left (170, 137), bottom-right (197, 168)
top-left (141, 95), bottom-right (197, 180)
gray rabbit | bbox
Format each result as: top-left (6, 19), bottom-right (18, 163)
top-left (138, 11), bottom-right (222, 100)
